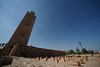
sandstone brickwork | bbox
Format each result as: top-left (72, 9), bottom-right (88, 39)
top-left (0, 11), bottom-right (65, 57)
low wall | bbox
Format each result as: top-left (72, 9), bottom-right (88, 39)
top-left (15, 46), bottom-right (65, 57)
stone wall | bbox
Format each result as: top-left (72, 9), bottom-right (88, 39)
top-left (15, 45), bottom-right (65, 58)
top-left (0, 49), bottom-right (2, 54)
top-left (0, 11), bottom-right (65, 57)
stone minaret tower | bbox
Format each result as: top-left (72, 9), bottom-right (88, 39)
top-left (2, 11), bottom-right (36, 55)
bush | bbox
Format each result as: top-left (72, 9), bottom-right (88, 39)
top-left (67, 49), bottom-right (75, 54)
top-left (81, 48), bottom-right (88, 54)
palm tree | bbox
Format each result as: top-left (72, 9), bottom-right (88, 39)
top-left (76, 47), bottom-right (80, 54)
top-left (79, 42), bottom-right (83, 49)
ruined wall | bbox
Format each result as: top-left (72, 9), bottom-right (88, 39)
top-left (0, 11), bottom-right (65, 57)
top-left (15, 46), bottom-right (65, 58)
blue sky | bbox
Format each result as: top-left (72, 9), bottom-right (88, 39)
top-left (0, 0), bottom-right (100, 51)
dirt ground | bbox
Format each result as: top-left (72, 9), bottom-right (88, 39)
top-left (2, 55), bottom-right (100, 67)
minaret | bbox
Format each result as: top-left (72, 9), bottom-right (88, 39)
top-left (2, 11), bottom-right (36, 55)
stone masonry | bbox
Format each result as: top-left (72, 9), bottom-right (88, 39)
top-left (0, 11), bottom-right (65, 57)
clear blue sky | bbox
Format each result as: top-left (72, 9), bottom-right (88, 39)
top-left (0, 0), bottom-right (100, 51)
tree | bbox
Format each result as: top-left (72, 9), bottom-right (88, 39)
top-left (0, 43), bottom-right (1, 49)
top-left (2, 43), bottom-right (5, 47)
top-left (63, 51), bottom-right (67, 55)
top-left (76, 47), bottom-right (80, 54)
top-left (79, 42), bottom-right (83, 49)
top-left (81, 48), bottom-right (88, 54)
top-left (68, 49), bottom-right (75, 54)
top-left (88, 50), bottom-right (94, 54)
top-left (0, 43), bottom-right (7, 49)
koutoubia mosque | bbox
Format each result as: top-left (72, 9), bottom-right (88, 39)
top-left (0, 11), bottom-right (65, 57)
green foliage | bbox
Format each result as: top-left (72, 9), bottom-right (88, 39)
top-left (0, 43), bottom-right (1, 47)
top-left (64, 51), bottom-right (67, 55)
top-left (81, 48), bottom-right (88, 54)
top-left (2, 43), bottom-right (5, 47)
top-left (0, 43), bottom-right (7, 49)
top-left (65, 47), bottom-right (94, 54)
top-left (67, 49), bottom-right (75, 54)
top-left (76, 47), bottom-right (81, 54)
top-left (79, 42), bottom-right (81, 45)
top-left (88, 50), bottom-right (94, 54)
